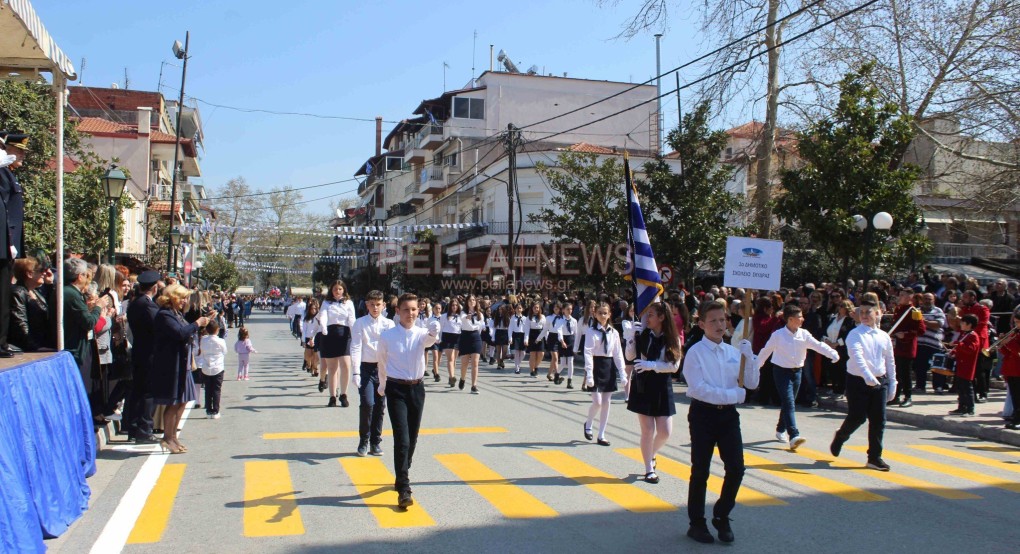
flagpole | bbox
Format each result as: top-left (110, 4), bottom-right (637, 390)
top-left (624, 152), bottom-right (638, 307)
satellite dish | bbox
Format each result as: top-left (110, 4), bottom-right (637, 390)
top-left (336, 208), bottom-right (343, 218)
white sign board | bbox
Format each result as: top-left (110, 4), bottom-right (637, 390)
top-left (723, 236), bottom-right (784, 291)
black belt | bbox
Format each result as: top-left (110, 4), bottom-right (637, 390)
top-left (360, 362), bottom-right (378, 369)
top-left (388, 377), bottom-right (423, 386)
top-left (691, 398), bottom-right (736, 410)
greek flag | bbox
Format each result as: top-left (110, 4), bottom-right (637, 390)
top-left (624, 153), bottom-right (664, 319)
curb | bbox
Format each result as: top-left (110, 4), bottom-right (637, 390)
top-left (817, 396), bottom-right (1020, 448)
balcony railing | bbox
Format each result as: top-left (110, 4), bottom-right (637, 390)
top-left (934, 242), bottom-right (1015, 261)
top-left (418, 167), bottom-right (445, 185)
top-left (414, 123), bottom-right (443, 149)
top-left (404, 181), bottom-right (417, 197)
top-left (484, 221), bottom-right (548, 235)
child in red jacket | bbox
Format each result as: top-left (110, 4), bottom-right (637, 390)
top-left (949, 314), bottom-right (981, 416)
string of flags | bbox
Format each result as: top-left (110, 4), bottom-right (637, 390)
top-left (176, 224), bottom-right (403, 242)
top-left (235, 261), bottom-right (313, 274)
top-left (236, 253), bottom-right (361, 260)
top-left (334, 222), bottom-right (486, 234)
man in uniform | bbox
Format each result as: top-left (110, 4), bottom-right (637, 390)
top-left (0, 132), bottom-right (28, 357)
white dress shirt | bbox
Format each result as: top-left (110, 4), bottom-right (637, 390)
top-left (554, 315), bottom-right (577, 338)
top-left (285, 301), bottom-right (306, 319)
top-left (524, 315), bottom-right (545, 336)
top-left (350, 314), bottom-right (396, 371)
top-left (316, 298), bottom-right (356, 331)
top-left (574, 317), bottom-right (593, 352)
top-left (582, 324), bottom-right (627, 383)
top-left (509, 315), bottom-right (528, 334)
top-left (415, 313), bottom-right (430, 329)
top-left (302, 318), bottom-right (321, 341)
top-left (378, 320), bottom-right (441, 383)
top-left (440, 314), bottom-right (463, 334)
top-left (460, 312), bottom-right (486, 332)
top-left (846, 324), bottom-right (897, 390)
top-left (826, 315), bottom-right (848, 345)
top-left (625, 331), bottom-right (681, 373)
top-left (756, 326), bottom-right (839, 370)
top-left (684, 338), bottom-right (760, 405)
top-left (198, 335), bottom-right (228, 376)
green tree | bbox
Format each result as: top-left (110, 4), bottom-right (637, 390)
top-left (200, 253), bottom-right (240, 292)
top-left (774, 64), bottom-right (923, 283)
top-left (390, 229), bottom-right (443, 295)
top-left (0, 81), bottom-right (130, 258)
top-left (531, 151), bottom-right (628, 291)
top-left (639, 101), bottom-right (743, 287)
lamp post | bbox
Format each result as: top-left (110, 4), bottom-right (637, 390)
top-left (170, 228), bottom-right (182, 274)
top-left (854, 211), bottom-right (894, 287)
top-left (910, 216), bottom-right (928, 273)
top-left (166, 32), bottom-right (190, 272)
top-left (102, 165), bottom-right (127, 264)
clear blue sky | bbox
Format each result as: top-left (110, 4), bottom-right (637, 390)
top-left (37, 0), bottom-right (709, 214)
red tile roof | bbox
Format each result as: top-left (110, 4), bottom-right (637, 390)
top-left (563, 142), bottom-right (617, 154)
top-left (148, 201), bottom-right (182, 213)
top-left (75, 117), bottom-right (197, 156)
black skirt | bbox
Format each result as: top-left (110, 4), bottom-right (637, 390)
top-left (314, 332), bottom-right (324, 354)
top-left (440, 332), bottom-right (460, 351)
top-left (544, 335), bottom-right (558, 352)
top-left (458, 330), bottom-right (483, 355)
top-left (526, 329), bottom-right (544, 353)
top-left (511, 332), bottom-right (526, 351)
top-left (320, 324), bottom-right (351, 358)
top-left (592, 356), bottom-right (618, 392)
top-left (559, 335), bottom-right (575, 357)
top-left (494, 329), bottom-right (510, 346)
top-left (626, 370), bottom-right (676, 416)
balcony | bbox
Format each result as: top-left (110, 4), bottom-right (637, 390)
top-left (416, 123), bottom-right (444, 150)
top-left (404, 181), bottom-right (426, 204)
top-left (403, 144), bottom-right (426, 164)
top-left (933, 242), bottom-right (1015, 263)
top-left (418, 167), bottom-right (446, 194)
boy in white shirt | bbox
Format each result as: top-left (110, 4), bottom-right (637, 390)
top-left (350, 290), bottom-right (395, 457)
top-left (198, 320), bottom-right (228, 419)
top-left (756, 304), bottom-right (839, 450)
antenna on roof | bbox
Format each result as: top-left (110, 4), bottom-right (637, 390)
top-left (471, 30), bottom-right (477, 84)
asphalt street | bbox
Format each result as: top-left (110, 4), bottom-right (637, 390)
top-left (52, 312), bottom-right (1020, 553)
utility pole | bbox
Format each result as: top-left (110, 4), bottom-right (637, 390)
top-left (503, 124), bottom-right (523, 291)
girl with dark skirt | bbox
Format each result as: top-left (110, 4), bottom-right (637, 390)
top-left (427, 301), bottom-right (444, 382)
top-left (417, 298), bottom-right (442, 382)
top-left (626, 302), bottom-right (682, 483)
top-left (458, 295), bottom-right (485, 393)
top-left (302, 299), bottom-right (321, 377)
top-left (314, 280), bottom-right (356, 407)
top-left (556, 301), bottom-right (579, 388)
top-left (545, 303), bottom-right (564, 382)
top-left (583, 301), bottom-right (628, 446)
top-left (574, 300), bottom-right (597, 391)
top-left (509, 303), bottom-right (528, 374)
top-left (524, 301), bottom-right (548, 377)
top-left (441, 298), bottom-right (463, 387)
top-left (492, 304), bottom-right (511, 369)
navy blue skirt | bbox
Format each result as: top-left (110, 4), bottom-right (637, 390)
top-left (592, 356), bottom-right (618, 393)
top-left (440, 332), bottom-right (460, 351)
top-left (511, 332), bottom-right (526, 351)
top-left (559, 334), bottom-right (575, 357)
top-left (494, 329), bottom-right (510, 346)
top-left (526, 330), bottom-right (544, 353)
top-left (458, 330), bottom-right (483, 355)
top-left (320, 325), bottom-right (350, 358)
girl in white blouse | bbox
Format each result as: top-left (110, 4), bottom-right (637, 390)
top-left (509, 303), bottom-right (528, 374)
top-left (313, 281), bottom-right (356, 408)
top-left (417, 299), bottom-right (441, 382)
top-left (573, 300), bottom-right (597, 390)
top-left (458, 295), bottom-right (486, 393)
top-left (583, 301), bottom-right (628, 446)
top-left (441, 298), bottom-right (463, 387)
top-left (426, 301), bottom-right (444, 382)
top-left (524, 301), bottom-right (548, 377)
top-left (554, 301), bottom-right (578, 387)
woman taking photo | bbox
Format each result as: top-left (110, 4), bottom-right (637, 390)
top-left (10, 257), bottom-right (50, 352)
top-left (458, 294), bottom-right (485, 393)
top-left (152, 284), bottom-right (211, 454)
top-left (626, 302), bottom-right (682, 483)
top-left (314, 280), bottom-right (356, 407)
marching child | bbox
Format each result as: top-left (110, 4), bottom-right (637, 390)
top-left (582, 301), bottom-right (628, 446)
top-left (350, 290), bottom-right (396, 456)
top-left (553, 302), bottom-right (578, 386)
top-left (199, 320), bottom-right (228, 418)
top-left (948, 314), bottom-right (980, 416)
top-left (509, 303), bottom-right (528, 374)
top-left (302, 299), bottom-right (321, 375)
top-left (234, 327), bottom-right (258, 380)
top-left (525, 301), bottom-right (548, 377)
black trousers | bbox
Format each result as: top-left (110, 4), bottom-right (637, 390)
top-left (835, 375), bottom-right (888, 461)
top-left (0, 260), bottom-right (10, 349)
top-left (385, 381), bottom-right (425, 494)
top-left (204, 372), bottom-right (224, 414)
top-left (974, 355), bottom-right (993, 398)
top-left (359, 363), bottom-right (385, 445)
top-left (1007, 376), bottom-right (1020, 424)
top-left (957, 377), bottom-right (975, 413)
top-left (687, 400), bottom-right (744, 525)
top-left (125, 361), bottom-right (154, 438)
top-left (894, 356), bottom-right (914, 401)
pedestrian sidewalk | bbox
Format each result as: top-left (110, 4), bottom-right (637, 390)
top-left (817, 381), bottom-right (1020, 447)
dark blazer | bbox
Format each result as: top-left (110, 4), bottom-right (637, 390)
top-left (63, 285), bottom-right (100, 368)
top-left (0, 167), bottom-right (12, 259)
top-left (127, 294), bottom-right (159, 385)
top-left (0, 167), bottom-right (23, 257)
top-left (10, 283), bottom-right (48, 351)
top-left (150, 307), bottom-right (198, 404)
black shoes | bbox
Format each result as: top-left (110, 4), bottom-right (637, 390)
top-left (356, 441), bottom-right (369, 457)
top-left (644, 471), bottom-right (659, 484)
top-left (583, 425), bottom-right (593, 441)
top-left (900, 399), bottom-right (913, 408)
top-left (369, 444), bottom-right (384, 456)
top-left (471, 386), bottom-right (479, 394)
top-left (458, 379), bottom-right (465, 390)
top-left (948, 408), bottom-right (974, 416)
top-left (597, 438), bottom-right (611, 446)
top-left (554, 375), bottom-right (563, 385)
top-left (712, 517), bottom-right (735, 543)
top-left (0, 349), bottom-right (14, 359)
top-left (830, 434), bottom-right (843, 457)
top-left (687, 522), bottom-right (715, 544)
top-left (566, 379), bottom-right (573, 389)
top-left (134, 435), bottom-right (161, 445)
top-left (327, 396), bottom-right (337, 407)
top-left (397, 490), bottom-right (414, 509)
top-left (318, 380), bottom-right (326, 393)
top-left (1006, 422), bottom-right (1019, 430)
top-left (867, 458), bottom-right (891, 472)
top-left (339, 394), bottom-right (349, 408)
top-left (433, 371), bottom-right (441, 382)
top-left (449, 377), bottom-right (457, 387)
top-left (547, 374), bottom-right (554, 381)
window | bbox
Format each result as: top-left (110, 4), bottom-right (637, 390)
top-left (453, 97), bottom-right (484, 120)
top-left (385, 156), bottom-right (402, 171)
top-left (445, 152), bottom-right (458, 167)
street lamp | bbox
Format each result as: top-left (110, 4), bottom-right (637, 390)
top-left (854, 211), bottom-right (894, 287)
top-left (166, 31), bottom-right (190, 272)
top-left (101, 165), bottom-right (127, 264)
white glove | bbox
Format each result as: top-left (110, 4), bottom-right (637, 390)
top-left (428, 320), bottom-right (441, 336)
top-left (623, 323), bottom-right (637, 342)
top-left (353, 373), bottom-right (361, 389)
top-left (886, 384), bottom-right (897, 403)
top-left (738, 339), bottom-right (754, 359)
top-left (585, 374), bottom-right (595, 388)
top-left (830, 353), bottom-right (840, 363)
top-left (633, 359), bottom-right (650, 373)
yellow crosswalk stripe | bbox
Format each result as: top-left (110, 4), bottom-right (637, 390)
top-left (243, 461), bottom-right (305, 537)
top-left (792, 448), bottom-right (980, 500)
top-left (743, 451), bottom-right (888, 502)
top-left (909, 445), bottom-right (1020, 475)
top-left (967, 445), bottom-right (1020, 456)
top-left (264, 426), bottom-right (508, 440)
top-left (529, 450), bottom-right (675, 513)
top-left (339, 458), bottom-right (435, 528)
top-left (850, 447), bottom-right (1020, 494)
top-left (126, 464), bottom-right (186, 544)
top-left (615, 449), bottom-right (785, 506)
top-left (435, 454), bottom-right (557, 518)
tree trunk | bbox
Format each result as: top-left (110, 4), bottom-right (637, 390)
top-left (752, 0), bottom-right (782, 238)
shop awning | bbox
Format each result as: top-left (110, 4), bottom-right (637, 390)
top-left (0, 0), bottom-right (77, 79)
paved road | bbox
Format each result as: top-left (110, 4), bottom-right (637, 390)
top-left (53, 312), bottom-right (1019, 553)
